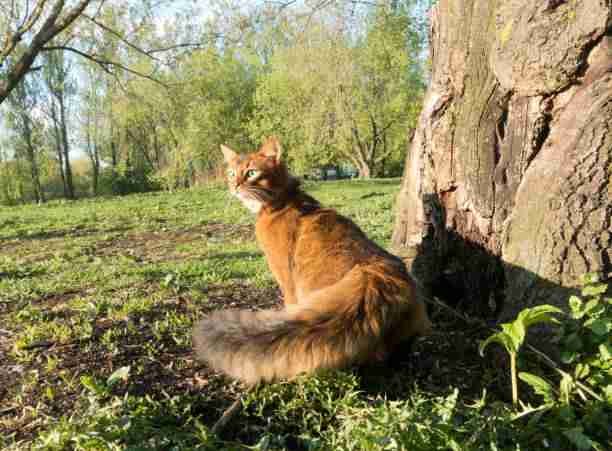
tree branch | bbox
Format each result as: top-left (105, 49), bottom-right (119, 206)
top-left (42, 45), bottom-right (168, 88)
top-left (0, 0), bottom-right (93, 105)
top-left (82, 13), bottom-right (163, 62)
top-left (82, 14), bottom-right (212, 60)
top-left (0, 0), bottom-right (49, 66)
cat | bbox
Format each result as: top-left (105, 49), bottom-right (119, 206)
top-left (192, 137), bottom-right (432, 384)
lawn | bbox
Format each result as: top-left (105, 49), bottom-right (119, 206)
top-left (0, 180), bottom-right (553, 450)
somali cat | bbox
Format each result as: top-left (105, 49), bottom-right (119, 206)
top-left (192, 137), bottom-right (432, 384)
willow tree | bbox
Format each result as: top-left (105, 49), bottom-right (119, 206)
top-left (391, 0), bottom-right (611, 320)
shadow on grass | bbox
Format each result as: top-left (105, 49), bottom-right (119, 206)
top-left (332, 188), bottom-right (602, 410)
top-left (373, 192), bottom-right (594, 405)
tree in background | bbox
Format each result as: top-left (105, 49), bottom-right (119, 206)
top-left (0, 135), bottom-right (29, 205)
top-left (80, 61), bottom-right (105, 195)
top-left (249, 22), bottom-right (348, 174)
top-left (160, 47), bottom-right (257, 188)
top-left (0, 0), bottom-right (431, 203)
top-left (4, 77), bottom-right (48, 203)
top-left (339, 4), bottom-right (424, 177)
top-left (0, 0), bottom-right (205, 104)
top-left (250, 3), bottom-right (425, 178)
top-left (0, 0), bottom-right (212, 202)
top-left (43, 51), bottom-right (76, 199)
top-left (0, 0), bottom-right (93, 104)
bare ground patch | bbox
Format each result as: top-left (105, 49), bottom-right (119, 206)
top-left (0, 281), bottom-right (280, 444)
top-left (1, 222), bottom-right (255, 264)
top-left (95, 223), bottom-right (255, 262)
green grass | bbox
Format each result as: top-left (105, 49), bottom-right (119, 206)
top-left (0, 180), bottom-right (577, 450)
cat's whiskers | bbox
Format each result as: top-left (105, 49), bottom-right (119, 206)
top-left (244, 186), bottom-right (275, 203)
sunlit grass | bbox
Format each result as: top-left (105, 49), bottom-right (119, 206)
top-left (0, 179), bottom-right (559, 451)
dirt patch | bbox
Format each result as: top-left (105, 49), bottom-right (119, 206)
top-left (0, 226), bottom-right (129, 244)
top-left (0, 328), bottom-right (17, 407)
top-left (32, 289), bottom-right (84, 308)
top-left (0, 281), bottom-right (280, 444)
top-left (95, 223), bottom-right (255, 262)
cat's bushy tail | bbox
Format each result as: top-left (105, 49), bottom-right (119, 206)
top-left (192, 273), bottom-right (431, 384)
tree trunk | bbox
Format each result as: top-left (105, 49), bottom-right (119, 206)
top-left (392, 0), bottom-right (611, 321)
top-left (359, 163), bottom-right (372, 179)
top-left (21, 114), bottom-right (45, 204)
top-left (50, 101), bottom-right (68, 197)
top-left (92, 151), bottom-right (99, 196)
top-left (58, 95), bottom-right (75, 199)
top-left (85, 119), bottom-right (100, 196)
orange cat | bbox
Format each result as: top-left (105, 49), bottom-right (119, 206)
top-left (193, 137), bottom-right (432, 384)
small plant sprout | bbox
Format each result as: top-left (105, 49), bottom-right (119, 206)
top-left (479, 305), bottom-right (563, 406)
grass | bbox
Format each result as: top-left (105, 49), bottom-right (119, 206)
top-left (0, 180), bottom-right (559, 450)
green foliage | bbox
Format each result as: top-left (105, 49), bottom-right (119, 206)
top-left (561, 275), bottom-right (611, 370)
top-left (0, 152), bottom-right (28, 205)
top-left (250, 6), bottom-right (425, 177)
top-left (243, 373), bottom-right (522, 451)
top-left (481, 274), bottom-right (611, 451)
top-left (480, 305), bottom-right (563, 356)
top-left (516, 274), bottom-right (611, 451)
top-left (98, 164), bottom-right (161, 196)
top-left (163, 47), bottom-right (257, 187)
top-left (35, 386), bottom-right (220, 451)
top-left (480, 304), bottom-right (562, 405)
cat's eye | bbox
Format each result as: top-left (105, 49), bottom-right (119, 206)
top-left (245, 169), bottom-right (260, 180)
top-left (227, 169), bottom-right (236, 178)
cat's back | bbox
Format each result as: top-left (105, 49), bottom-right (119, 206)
top-left (296, 206), bottom-right (400, 267)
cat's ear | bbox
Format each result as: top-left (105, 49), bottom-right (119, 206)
top-left (259, 136), bottom-right (282, 163)
top-left (220, 144), bottom-right (238, 163)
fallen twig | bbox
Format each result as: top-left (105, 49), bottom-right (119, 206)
top-left (425, 295), bottom-right (483, 327)
top-left (19, 338), bottom-right (86, 350)
top-left (0, 405), bottom-right (20, 415)
top-left (20, 340), bottom-right (55, 350)
top-left (211, 384), bottom-right (256, 435)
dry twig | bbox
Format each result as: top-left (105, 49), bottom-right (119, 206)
top-left (211, 384), bottom-right (256, 435)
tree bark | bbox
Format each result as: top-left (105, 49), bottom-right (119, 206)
top-left (392, 0), bottom-right (611, 320)
top-left (50, 102), bottom-right (68, 196)
top-left (49, 96), bottom-right (69, 197)
top-left (58, 94), bottom-right (75, 199)
top-left (357, 160), bottom-right (372, 179)
top-left (21, 112), bottom-right (45, 204)
top-left (85, 111), bottom-right (101, 196)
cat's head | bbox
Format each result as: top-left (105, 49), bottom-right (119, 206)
top-left (220, 137), bottom-right (294, 214)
